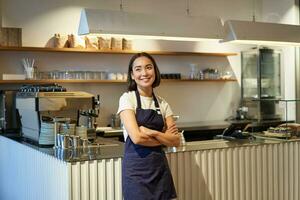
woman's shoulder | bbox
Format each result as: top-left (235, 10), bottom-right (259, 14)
top-left (155, 94), bottom-right (173, 116)
top-left (155, 94), bottom-right (170, 106)
top-left (119, 91), bottom-right (137, 103)
top-left (120, 91), bottom-right (136, 98)
top-left (118, 91), bottom-right (137, 112)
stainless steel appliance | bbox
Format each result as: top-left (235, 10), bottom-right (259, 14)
top-left (0, 90), bottom-right (21, 133)
top-left (241, 47), bottom-right (282, 120)
top-left (16, 85), bottom-right (99, 145)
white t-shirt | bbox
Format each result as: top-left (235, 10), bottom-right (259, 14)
top-left (117, 91), bottom-right (173, 141)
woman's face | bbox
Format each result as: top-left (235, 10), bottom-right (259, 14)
top-left (131, 56), bottom-right (156, 90)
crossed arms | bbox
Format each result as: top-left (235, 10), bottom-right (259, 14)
top-left (119, 109), bottom-right (180, 147)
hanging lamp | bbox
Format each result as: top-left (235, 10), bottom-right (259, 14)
top-left (222, 19), bottom-right (300, 46)
top-left (222, 0), bottom-right (300, 46)
top-left (78, 8), bottom-right (223, 42)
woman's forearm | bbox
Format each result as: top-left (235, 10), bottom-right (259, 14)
top-left (140, 127), bottom-right (180, 147)
top-left (134, 133), bottom-right (162, 146)
top-left (120, 110), bottom-right (161, 147)
top-left (154, 132), bottom-right (180, 147)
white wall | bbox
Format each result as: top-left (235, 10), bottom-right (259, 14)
top-left (0, 0), bottom-right (2, 27)
top-left (2, 0), bottom-right (261, 47)
top-left (0, 0), bottom-right (297, 125)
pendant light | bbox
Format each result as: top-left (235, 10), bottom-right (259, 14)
top-left (222, 20), bottom-right (300, 46)
top-left (78, 1), bottom-right (223, 42)
top-left (222, 0), bottom-right (300, 46)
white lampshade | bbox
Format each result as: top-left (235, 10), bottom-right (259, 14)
top-left (78, 8), bottom-right (223, 42)
top-left (222, 20), bottom-right (300, 46)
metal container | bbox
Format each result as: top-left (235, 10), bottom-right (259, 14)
top-left (111, 114), bottom-right (121, 128)
top-left (70, 135), bottom-right (81, 148)
top-left (80, 138), bottom-right (90, 148)
top-left (54, 148), bottom-right (72, 160)
top-left (56, 133), bottom-right (72, 149)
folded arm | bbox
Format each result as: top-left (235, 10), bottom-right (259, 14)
top-left (120, 109), bottom-right (161, 146)
top-left (140, 116), bottom-right (180, 147)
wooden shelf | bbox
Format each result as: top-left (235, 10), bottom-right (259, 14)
top-left (0, 79), bottom-right (125, 84)
top-left (0, 79), bottom-right (237, 84)
top-left (0, 46), bottom-right (238, 56)
top-left (172, 79), bottom-right (237, 82)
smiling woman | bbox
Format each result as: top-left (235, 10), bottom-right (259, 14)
top-left (131, 58), bottom-right (156, 91)
top-left (126, 52), bottom-right (161, 95)
top-left (117, 52), bottom-right (179, 200)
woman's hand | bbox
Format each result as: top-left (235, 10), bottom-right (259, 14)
top-left (165, 123), bottom-right (178, 135)
top-left (154, 116), bottom-right (180, 147)
top-left (128, 116), bottom-right (180, 147)
top-left (140, 126), bottom-right (159, 137)
top-left (141, 117), bottom-right (180, 147)
top-left (120, 110), bottom-right (161, 146)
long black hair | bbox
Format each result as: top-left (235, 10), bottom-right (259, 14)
top-left (127, 52), bottom-right (161, 91)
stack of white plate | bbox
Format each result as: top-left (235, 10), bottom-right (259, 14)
top-left (76, 126), bottom-right (87, 139)
top-left (59, 123), bottom-right (76, 135)
top-left (39, 122), bottom-right (57, 145)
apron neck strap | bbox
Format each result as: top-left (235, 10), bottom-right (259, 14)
top-left (135, 90), bottom-right (160, 110)
top-left (135, 90), bottom-right (142, 108)
top-left (152, 93), bottom-right (160, 108)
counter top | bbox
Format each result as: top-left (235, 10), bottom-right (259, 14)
top-left (96, 121), bottom-right (231, 137)
top-left (2, 133), bottom-right (295, 163)
top-left (176, 119), bottom-right (291, 131)
top-left (97, 120), bottom-right (289, 138)
top-left (176, 120), bottom-right (230, 131)
top-left (166, 138), bottom-right (282, 153)
top-left (1, 134), bottom-right (124, 162)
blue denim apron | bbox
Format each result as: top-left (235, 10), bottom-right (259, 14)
top-left (122, 90), bottom-right (177, 200)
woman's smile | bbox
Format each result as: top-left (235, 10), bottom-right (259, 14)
top-left (140, 77), bottom-right (151, 82)
top-left (131, 56), bottom-right (156, 90)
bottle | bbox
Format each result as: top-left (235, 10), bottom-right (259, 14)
top-left (180, 130), bottom-right (186, 146)
top-left (198, 70), bottom-right (204, 80)
top-left (189, 63), bottom-right (198, 80)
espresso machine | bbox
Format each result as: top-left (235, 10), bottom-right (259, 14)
top-left (0, 90), bottom-right (21, 133)
top-left (77, 94), bottom-right (100, 127)
top-left (16, 84), bottom-right (100, 145)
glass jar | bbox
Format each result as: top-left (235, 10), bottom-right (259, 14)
top-left (189, 63), bottom-right (198, 80)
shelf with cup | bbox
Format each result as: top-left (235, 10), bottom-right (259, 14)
top-left (167, 78), bottom-right (237, 82)
top-left (0, 46), bottom-right (238, 57)
top-left (0, 79), bottom-right (126, 84)
top-left (0, 78), bottom-right (237, 84)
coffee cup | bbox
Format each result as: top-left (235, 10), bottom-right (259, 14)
top-left (108, 73), bottom-right (117, 80)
